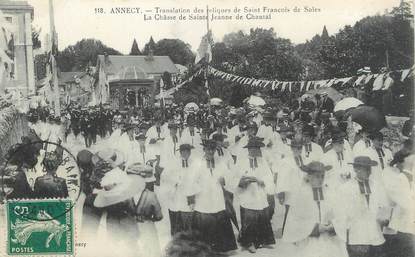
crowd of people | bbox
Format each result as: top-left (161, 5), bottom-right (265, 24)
top-left (5, 91), bottom-right (415, 257)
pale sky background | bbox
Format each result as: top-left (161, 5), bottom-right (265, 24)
top-left (26, 0), bottom-right (406, 54)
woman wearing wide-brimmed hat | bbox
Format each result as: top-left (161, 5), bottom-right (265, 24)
top-left (282, 161), bottom-right (349, 257)
top-left (338, 156), bottom-right (390, 257)
top-left (234, 136), bottom-right (276, 253)
top-left (79, 148), bottom-right (126, 238)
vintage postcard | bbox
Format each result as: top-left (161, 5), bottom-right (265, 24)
top-left (0, 0), bottom-right (414, 256)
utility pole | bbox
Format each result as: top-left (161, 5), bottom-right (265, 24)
top-left (385, 49), bottom-right (390, 69)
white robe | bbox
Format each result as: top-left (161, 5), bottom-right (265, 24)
top-left (382, 167), bottom-right (415, 235)
top-left (161, 158), bottom-right (198, 212)
top-left (234, 155), bottom-right (275, 210)
top-left (282, 181), bottom-right (348, 257)
top-left (324, 145), bottom-right (355, 187)
top-left (192, 157), bottom-right (230, 213)
top-left (338, 176), bottom-right (388, 246)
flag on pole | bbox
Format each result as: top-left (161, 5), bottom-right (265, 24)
top-left (47, 0), bottom-right (60, 116)
top-left (195, 31), bottom-right (212, 64)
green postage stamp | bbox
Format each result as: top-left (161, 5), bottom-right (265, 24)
top-left (6, 199), bottom-right (73, 255)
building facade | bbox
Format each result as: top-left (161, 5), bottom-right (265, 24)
top-left (95, 53), bottom-right (179, 109)
top-left (0, 1), bottom-right (35, 96)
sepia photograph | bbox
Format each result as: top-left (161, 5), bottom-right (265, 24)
top-left (0, 0), bottom-right (414, 256)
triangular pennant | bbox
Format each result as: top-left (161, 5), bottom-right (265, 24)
top-left (305, 81), bottom-right (312, 91)
top-left (300, 81), bottom-right (305, 91)
top-left (372, 74), bottom-right (384, 91)
top-left (401, 68), bottom-right (411, 81)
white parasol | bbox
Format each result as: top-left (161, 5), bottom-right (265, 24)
top-left (184, 102), bottom-right (199, 112)
top-left (247, 95), bottom-right (266, 106)
top-left (334, 97), bottom-right (364, 112)
top-left (210, 98), bottom-right (223, 106)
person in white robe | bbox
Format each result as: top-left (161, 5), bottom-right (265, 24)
top-left (381, 151), bottom-right (415, 257)
top-left (161, 143), bottom-right (198, 236)
top-left (234, 136), bottom-right (276, 253)
top-left (323, 132), bottom-right (354, 187)
top-left (339, 156), bottom-right (389, 257)
top-left (282, 161), bottom-right (349, 257)
top-left (189, 139), bottom-right (237, 253)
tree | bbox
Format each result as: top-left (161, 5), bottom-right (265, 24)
top-left (143, 36), bottom-right (156, 55)
top-left (32, 26), bottom-right (41, 50)
top-left (129, 39), bottom-right (141, 55)
top-left (56, 38), bottom-right (122, 72)
top-left (153, 39), bottom-right (194, 66)
top-left (390, 0), bottom-right (413, 19)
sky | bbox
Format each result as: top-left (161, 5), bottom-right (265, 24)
top-left (25, 0), bottom-right (405, 54)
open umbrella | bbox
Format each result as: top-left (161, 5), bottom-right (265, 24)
top-left (184, 102), bottom-right (199, 112)
top-left (247, 95), bottom-right (266, 106)
top-left (210, 98), bottom-right (223, 106)
top-left (334, 97), bottom-right (364, 112)
top-left (345, 105), bottom-right (386, 132)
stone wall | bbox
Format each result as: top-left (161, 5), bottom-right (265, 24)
top-left (0, 107), bottom-right (29, 164)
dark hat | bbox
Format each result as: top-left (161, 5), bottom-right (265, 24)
top-left (300, 161), bottom-right (332, 174)
top-left (243, 137), bottom-right (265, 148)
top-left (348, 156), bottom-right (378, 167)
top-left (168, 123), bottom-right (178, 129)
top-left (246, 122), bottom-right (258, 130)
top-left (135, 133), bottom-right (147, 141)
top-left (288, 137), bottom-right (303, 148)
top-left (179, 144), bottom-right (194, 152)
top-left (201, 139), bottom-right (217, 149)
top-left (212, 133), bottom-right (228, 142)
top-left (368, 131), bottom-right (383, 141)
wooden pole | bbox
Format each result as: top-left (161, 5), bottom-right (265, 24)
top-left (49, 0), bottom-right (60, 117)
top-left (386, 49), bottom-right (390, 69)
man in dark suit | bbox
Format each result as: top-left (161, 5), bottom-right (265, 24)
top-left (319, 92), bottom-right (335, 113)
top-left (34, 151), bottom-right (68, 199)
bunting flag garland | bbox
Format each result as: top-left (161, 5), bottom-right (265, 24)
top-left (205, 66), bottom-right (413, 93)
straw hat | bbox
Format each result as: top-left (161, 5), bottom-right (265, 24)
top-left (91, 149), bottom-right (126, 168)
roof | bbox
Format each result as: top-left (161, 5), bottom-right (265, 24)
top-left (0, 1), bottom-right (33, 11)
top-left (97, 55), bottom-right (179, 76)
top-left (175, 63), bottom-right (188, 73)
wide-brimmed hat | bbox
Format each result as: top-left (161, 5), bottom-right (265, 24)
top-left (126, 162), bottom-right (154, 182)
top-left (212, 133), bottom-right (228, 142)
top-left (368, 131), bottom-right (383, 141)
top-left (201, 139), bottom-right (217, 149)
top-left (300, 161), bottom-right (332, 174)
top-left (94, 168), bottom-right (145, 208)
top-left (362, 66), bottom-right (371, 74)
top-left (91, 149), bottom-right (126, 168)
top-left (178, 143), bottom-right (194, 152)
top-left (135, 133), bottom-right (147, 141)
top-left (243, 137), bottom-right (265, 148)
top-left (348, 156), bottom-right (378, 167)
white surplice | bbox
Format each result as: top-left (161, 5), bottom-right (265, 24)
top-left (234, 154), bottom-right (275, 210)
top-left (161, 158), bottom-right (198, 212)
top-left (192, 157), bottom-right (230, 213)
top-left (338, 175), bottom-right (388, 246)
top-left (282, 180), bottom-right (348, 257)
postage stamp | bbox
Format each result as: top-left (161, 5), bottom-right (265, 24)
top-left (6, 199), bottom-right (73, 255)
